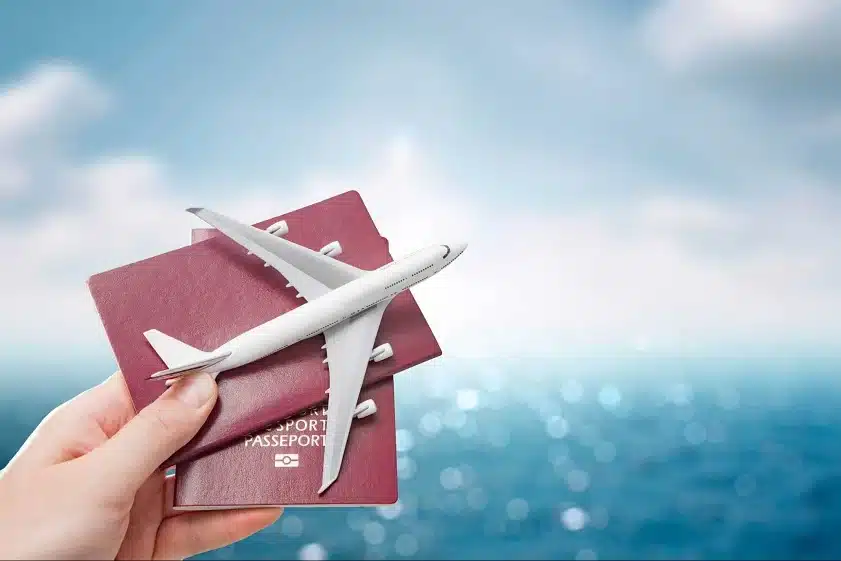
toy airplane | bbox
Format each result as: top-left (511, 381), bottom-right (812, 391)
top-left (143, 207), bottom-right (466, 494)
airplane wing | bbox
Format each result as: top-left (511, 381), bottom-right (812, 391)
top-left (187, 207), bottom-right (365, 301)
top-left (318, 299), bottom-right (390, 494)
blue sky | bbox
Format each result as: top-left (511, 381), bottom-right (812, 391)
top-left (1, 1), bottom-right (840, 369)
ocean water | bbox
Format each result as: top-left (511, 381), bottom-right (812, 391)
top-left (2, 358), bottom-right (841, 560)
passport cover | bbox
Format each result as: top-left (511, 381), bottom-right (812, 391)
top-left (87, 190), bottom-right (441, 467)
top-left (175, 226), bottom-right (398, 508)
top-left (174, 378), bottom-right (398, 508)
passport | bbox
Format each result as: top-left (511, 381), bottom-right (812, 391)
top-left (87, 190), bottom-right (441, 467)
top-left (174, 378), bottom-right (398, 508)
top-left (175, 226), bottom-right (398, 507)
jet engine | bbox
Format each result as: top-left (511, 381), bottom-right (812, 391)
top-left (266, 220), bottom-right (289, 236)
top-left (319, 240), bottom-right (343, 258)
top-left (353, 399), bottom-right (377, 419)
top-left (369, 343), bottom-right (393, 363)
top-left (251, 220), bottom-right (289, 256)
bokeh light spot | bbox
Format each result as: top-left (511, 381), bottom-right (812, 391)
top-left (562, 507), bottom-right (589, 531)
top-left (506, 498), bottom-right (529, 520)
top-left (298, 543), bottom-right (328, 561)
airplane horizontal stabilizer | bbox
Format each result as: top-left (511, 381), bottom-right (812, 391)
top-left (146, 353), bottom-right (231, 382)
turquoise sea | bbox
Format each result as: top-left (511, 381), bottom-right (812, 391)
top-left (2, 357), bottom-right (840, 560)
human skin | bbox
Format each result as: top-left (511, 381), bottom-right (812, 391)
top-left (0, 372), bottom-right (283, 560)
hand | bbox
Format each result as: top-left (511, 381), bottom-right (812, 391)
top-left (0, 372), bottom-right (283, 560)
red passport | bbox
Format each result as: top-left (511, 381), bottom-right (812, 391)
top-left (174, 227), bottom-right (397, 507)
top-left (174, 379), bottom-right (398, 508)
top-left (87, 190), bottom-right (441, 466)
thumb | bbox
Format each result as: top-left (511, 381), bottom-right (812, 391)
top-left (82, 373), bottom-right (217, 496)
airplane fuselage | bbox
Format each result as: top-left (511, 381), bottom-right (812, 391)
top-left (210, 243), bottom-right (463, 372)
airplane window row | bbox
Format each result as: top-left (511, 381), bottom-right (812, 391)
top-left (384, 264), bottom-right (435, 290)
top-left (305, 260), bottom-right (445, 342)
top-left (306, 286), bottom-right (407, 343)
top-left (304, 288), bottom-right (402, 340)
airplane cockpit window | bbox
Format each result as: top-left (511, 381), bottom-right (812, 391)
top-left (442, 245), bottom-right (450, 259)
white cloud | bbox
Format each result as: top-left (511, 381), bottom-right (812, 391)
top-left (1, 63), bottom-right (840, 369)
top-left (222, 138), bottom-right (841, 358)
top-left (0, 62), bottom-right (107, 198)
top-left (641, 0), bottom-right (835, 69)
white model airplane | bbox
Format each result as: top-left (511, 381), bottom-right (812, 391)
top-left (143, 207), bottom-right (466, 494)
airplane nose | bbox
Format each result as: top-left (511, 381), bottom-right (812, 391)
top-left (451, 242), bottom-right (467, 257)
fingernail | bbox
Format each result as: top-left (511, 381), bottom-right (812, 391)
top-left (169, 373), bottom-right (216, 408)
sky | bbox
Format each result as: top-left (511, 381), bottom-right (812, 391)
top-left (1, 0), bottom-right (841, 371)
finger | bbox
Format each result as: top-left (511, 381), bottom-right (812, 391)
top-left (153, 507), bottom-right (283, 560)
top-left (72, 372), bottom-right (137, 437)
top-left (2, 373), bottom-right (133, 474)
top-left (80, 373), bottom-right (218, 497)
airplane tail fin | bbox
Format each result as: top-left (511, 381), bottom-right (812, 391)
top-left (144, 329), bottom-right (207, 367)
top-left (143, 329), bottom-right (230, 382)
